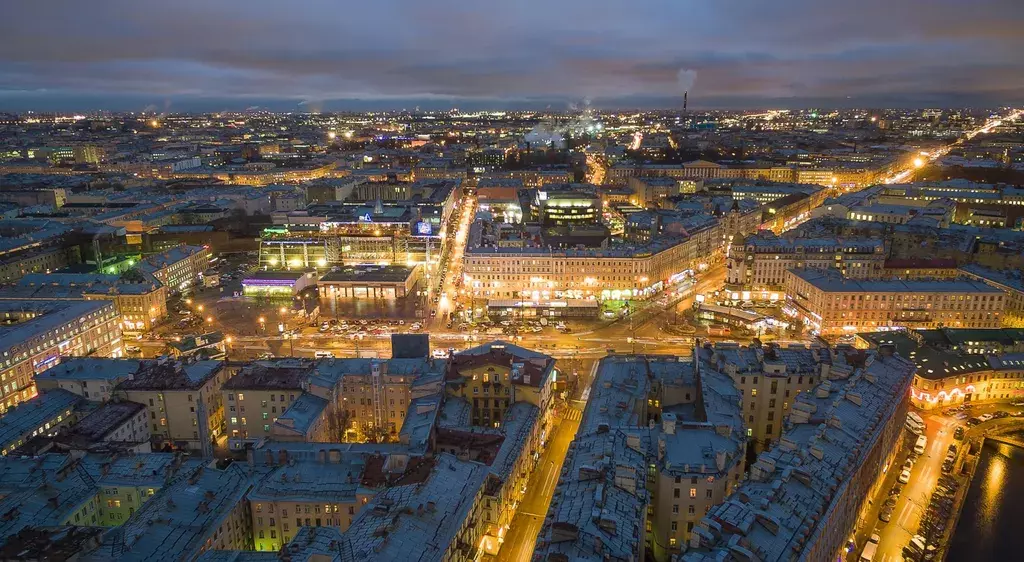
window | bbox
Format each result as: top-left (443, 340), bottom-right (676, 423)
top-left (689, 488), bottom-right (696, 499)
top-left (688, 505), bottom-right (695, 515)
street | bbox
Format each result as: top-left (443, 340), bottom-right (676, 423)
top-left (498, 408), bottom-right (581, 562)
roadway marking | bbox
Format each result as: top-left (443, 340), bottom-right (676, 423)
top-left (517, 511), bottom-right (544, 518)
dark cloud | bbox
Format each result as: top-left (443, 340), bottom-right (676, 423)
top-left (0, 0), bottom-right (1021, 110)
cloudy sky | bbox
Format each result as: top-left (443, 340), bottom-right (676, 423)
top-left (1, 0), bottom-right (1021, 111)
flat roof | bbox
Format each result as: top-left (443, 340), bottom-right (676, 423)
top-left (788, 268), bottom-right (1003, 294)
top-left (36, 358), bottom-right (142, 383)
top-left (319, 264), bottom-right (419, 283)
top-left (0, 300), bottom-right (116, 353)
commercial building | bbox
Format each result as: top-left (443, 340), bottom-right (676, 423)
top-left (317, 264), bottom-right (422, 301)
top-left (529, 187), bottom-right (601, 226)
top-left (464, 213), bottom-right (727, 304)
top-left (726, 232), bottom-right (886, 295)
top-left (114, 359), bottom-right (228, 454)
top-left (960, 264), bottom-right (1024, 328)
top-left (0, 299), bottom-right (123, 414)
top-left (685, 346), bottom-right (915, 562)
top-left (858, 329), bottom-right (1024, 409)
top-left (476, 179), bottom-right (524, 223)
top-left (241, 271), bottom-right (317, 299)
top-left (784, 269), bottom-right (1006, 336)
top-left (138, 244), bottom-right (211, 294)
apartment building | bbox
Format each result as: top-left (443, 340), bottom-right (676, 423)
top-left (687, 347), bottom-right (915, 562)
top-left (34, 358), bottom-right (141, 402)
top-left (696, 343), bottom-right (826, 450)
top-left (222, 359), bottom-right (313, 451)
top-left (12, 273), bottom-right (168, 335)
top-left (960, 264), bottom-right (1024, 328)
top-left (0, 300), bottom-right (122, 414)
top-left (726, 232), bottom-right (886, 294)
top-left (445, 342), bottom-right (555, 428)
top-left (0, 389), bottom-right (81, 455)
top-left (247, 450), bottom-right (375, 551)
top-left (784, 269), bottom-right (1005, 336)
top-left (114, 359), bottom-right (228, 454)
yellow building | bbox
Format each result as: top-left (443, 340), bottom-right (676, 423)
top-left (444, 342), bottom-right (556, 427)
top-left (115, 359), bottom-right (227, 453)
top-left (0, 300), bottom-right (122, 415)
top-left (784, 269), bottom-right (1005, 336)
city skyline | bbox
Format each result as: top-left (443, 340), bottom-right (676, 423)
top-left (1, 0), bottom-right (1022, 112)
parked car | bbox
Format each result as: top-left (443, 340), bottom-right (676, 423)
top-left (898, 468), bottom-right (912, 484)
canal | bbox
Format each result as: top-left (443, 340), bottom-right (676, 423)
top-left (947, 436), bottom-right (1024, 562)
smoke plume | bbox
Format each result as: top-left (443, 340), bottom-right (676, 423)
top-left (677, 69), bottom-right (697, 92)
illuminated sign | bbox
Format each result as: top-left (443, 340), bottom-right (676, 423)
top-left (360, 213), bottom-right (373, 222)
top-left (415, 221), bottom-right (433, 236)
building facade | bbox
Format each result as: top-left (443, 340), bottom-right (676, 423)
top-left (784, 269), bottom-right (1006, 336)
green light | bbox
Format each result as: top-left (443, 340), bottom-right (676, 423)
top-left (128, 259), bottom-right (135, 266)
top-left (107, 267), bottom-right (115, 274)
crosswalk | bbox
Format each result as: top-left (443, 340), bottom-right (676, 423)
top-left (562, 408), bottom-right (583, 421)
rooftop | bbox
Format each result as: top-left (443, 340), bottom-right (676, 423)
top-left (0, 300), bottom-right (117, 353)
top-left (222, 360), bottom-right (313, 391)
top-left (319, 264), bottom-right (419, 284)
top-left (788, 268), bottom-right (1003, 294)
top-left (686, 349), bottom-right (916, 562)
top-left (88, 463), bottom-right (254, 561)
top-left (55, 400), bottom-right (147, 448)
top-left (116, 359), bottom-right (223, 391)
top-left (0, 389), bottom-right (81, 451)
top-left (340, 453), bottom-right (488, 562)
top-left (448, 341), bottom-right (555, 389)
top-left (36, 358), bottom-right (142, 383)
top-left (274, 393), bottom-right (330, 437)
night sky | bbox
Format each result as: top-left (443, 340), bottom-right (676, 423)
top-left (1, 0), bottom-right (1021, 111)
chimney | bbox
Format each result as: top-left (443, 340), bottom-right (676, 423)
top-left (662, 412), bottom-right (677, 435)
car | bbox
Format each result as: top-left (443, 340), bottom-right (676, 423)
top-left (992, 410), bottom-right (1009, 419)
top-left (903, 459), bottom-right (915, 472)
top-left (966, 417), bottom-right (982, 426)
top-left (125, 345), bottom-right (142, 353)
top-left (947, 443), bottom-right (958, 455)
top-left (1012, 411), bottom-right (1024, 417)
top-left (898, 468), bottom-right (912, 484)
top-left (978, 413), bottom-right (994, 423)
top-left (890, 483), bottom-right (903, 497)
top-left (1011, 401), bottom-right (1024, 407)
top-left (953, 426), bottom-right (965, 440)
top-left (883, 497), bottom-right (897, 510)
top-left (879, 507), bottom-right (893, 522)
